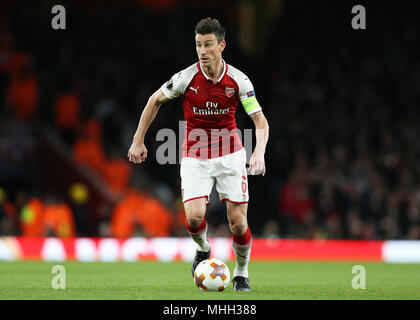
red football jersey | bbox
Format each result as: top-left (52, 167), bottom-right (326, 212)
top-left (161, 60), bottom-right (261, 159)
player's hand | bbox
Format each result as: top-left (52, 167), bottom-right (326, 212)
top-left (127, 142), bottom-right (148, 164)
top-left (248, 152), bottom-right (266, 176)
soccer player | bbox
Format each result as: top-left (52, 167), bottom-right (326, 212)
top-left (127, 17), bottom-right (269, 291)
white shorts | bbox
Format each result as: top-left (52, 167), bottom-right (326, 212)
top-left (180, 148), bottom-right (249, 205)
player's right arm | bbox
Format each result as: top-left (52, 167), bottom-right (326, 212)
top-left (128, 64), bottom-right (197, 164)
top-left (127, 89), bottom-right (170, 164)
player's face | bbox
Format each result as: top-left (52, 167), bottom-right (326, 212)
top-left (195, 33), bottom-right (225, 67)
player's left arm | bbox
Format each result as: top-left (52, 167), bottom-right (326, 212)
top-left (237, 72), bottom-right (269, 176)
top-left (249, 110), bottom-right (269, 176)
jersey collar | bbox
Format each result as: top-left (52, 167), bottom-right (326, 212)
top-left (199, 59), bottom-right (227, 83)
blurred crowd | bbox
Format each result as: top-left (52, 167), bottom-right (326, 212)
top-left (1, 0), bottom-right (419, 240)
top-left (262, 1), bottom-right (420, 240)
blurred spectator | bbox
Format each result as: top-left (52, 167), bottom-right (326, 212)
top-left (6, 63), bottom-right (39, 121)
top-left (261, 220), bottom-right (280, 238)
top-left (55, 91), bottom-right (81, 145)
top-left (73, 123), bottom-right (106, 176)
top-left (278, 161), bottom-right (315, 237)
top-left (102, 155), bottom-right (132, 194)
top-left (20, 197), bottom-right (44, 237)
top-left (68, 183), bottom-right (90, 236)
top-left (97, 203), bottom-right (113, 237)
top-left (43, 195), bottom-right (76, 237)
top-left (111, 188), bottom-right (172, 238)
top-left (0, 187), bottom-right (18, 235)
top-left (408, 224), bottom-right (420, 240)
top-left (55, 93), bottom-right (80, 129)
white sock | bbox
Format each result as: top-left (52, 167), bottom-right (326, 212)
top-left (191, 235), bottom-right (210, 252)
top-left (188, 222), bottom-right (210, 252)
top-left (232, 240), bottom-right (252, 278)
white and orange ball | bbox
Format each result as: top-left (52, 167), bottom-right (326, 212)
top-left (194, 258), bottom-right (230, 292)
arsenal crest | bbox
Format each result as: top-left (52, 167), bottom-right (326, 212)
top-left (225, 86), bottom-right (235, 97)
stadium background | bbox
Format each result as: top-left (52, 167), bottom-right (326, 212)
top-left (0, 0), bottom-right (420, 263)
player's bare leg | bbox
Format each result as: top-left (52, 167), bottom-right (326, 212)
top-left (226, 201), bottom-right (252, 291)
top-left (184, 198), bottom-right (211, 276)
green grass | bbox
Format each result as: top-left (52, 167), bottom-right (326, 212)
top-left (0, 261), bottom-right (419, 300)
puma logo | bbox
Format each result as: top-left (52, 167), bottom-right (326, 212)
top-left (189, 86), bottom-right (199, 94)
top-left (236, 253), bottom-right (248, 259)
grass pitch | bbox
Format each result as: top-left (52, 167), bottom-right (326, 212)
top-left (0, 261), bottom-right (419, 300)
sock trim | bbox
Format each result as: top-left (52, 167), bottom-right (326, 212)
top-left (186, 219), bottom-right (207, 235)
top-left (232, 226), bottom-right (252, 246)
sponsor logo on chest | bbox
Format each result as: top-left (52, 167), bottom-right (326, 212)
top-left (192, 101), bottom-right (230, 115)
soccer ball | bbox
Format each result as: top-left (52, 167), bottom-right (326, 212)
top-left (194, 258), bottom-right (230, 292)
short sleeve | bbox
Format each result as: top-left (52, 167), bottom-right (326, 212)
top-left (160, 72), bottom-right (184, 100)
top-left (160, 64), bottom-right (198, 100)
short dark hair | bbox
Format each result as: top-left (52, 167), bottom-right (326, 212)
top-left (194, 17), bottom-right (225, 43)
